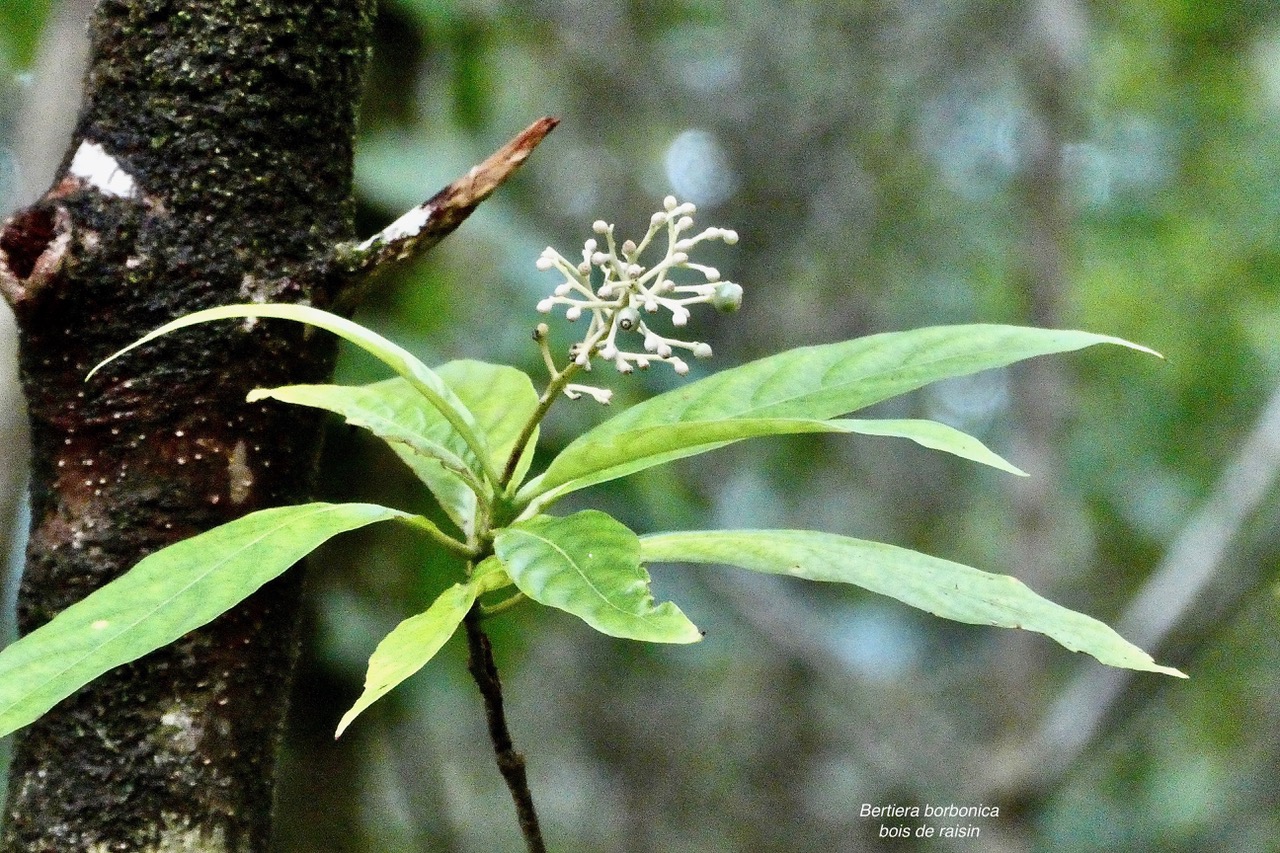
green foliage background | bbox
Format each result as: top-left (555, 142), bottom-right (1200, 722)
top-left (5, 1), bottom-right (1280, 850)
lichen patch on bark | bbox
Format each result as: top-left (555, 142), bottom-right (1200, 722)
top-left (227, 440), bottom-right (253, 505)
top-left (68, 140), bottom-right (141, 199)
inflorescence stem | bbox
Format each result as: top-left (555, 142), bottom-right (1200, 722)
top-left (500, 325), bottom-right (587, 490)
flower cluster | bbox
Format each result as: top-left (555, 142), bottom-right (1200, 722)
top-left (535, 196), bottom-right (741, 395)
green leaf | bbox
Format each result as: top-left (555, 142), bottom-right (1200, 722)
top-left (494, 511), bottom-right (702, 643)
top-left (252, 380), bottom-right (478, 535)
top-left (87, 303), bottom-right (498, 485)
top-left (335, 553), bottom-right (514, 737)
top-left (249, 362), bottom-right (538, 535)
top-left (0, 502), bottom-right (415, 739)
top-left (337, 573), bottom-right (480, 738)
top-left (831, 419), bottom-right (1027, 476)
top-left (436, 360), bottom-right (540, 478)
top-left (249, 380), bottom-right (476, 476)
top-left (524, 325), bottom-right (1154, 504)
top-left (640, 530), bottom-right (1186, 678)
top-left (524, 416), bottom-right (1024, 506)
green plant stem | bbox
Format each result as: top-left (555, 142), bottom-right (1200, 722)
top-left (463, 605), bottom-right (546, 853)
top-left (398, 514), bottom-right (477, 558)
top-left (500, 355), bottom-right (584, 489)
top-left (480, 591), bottom-right (528, 617)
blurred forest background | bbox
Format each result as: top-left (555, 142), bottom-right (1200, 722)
top-left (3, 1), bottom-right (1279, 850)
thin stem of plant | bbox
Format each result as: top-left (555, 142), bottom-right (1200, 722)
top-left (500, 331), bottom-right (585, 489)
top-left (463, 605), bottom-right (546, 853)
top-left (480, 590), bottom-right (528, 618)
top-left (397, 514), bottom-right (478, 559)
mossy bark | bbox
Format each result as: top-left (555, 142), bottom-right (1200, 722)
top-left (0, 1), bottom-right (374, 849)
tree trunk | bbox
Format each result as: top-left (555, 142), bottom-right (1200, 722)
top-left (0, 1), bottom-right (374, 849)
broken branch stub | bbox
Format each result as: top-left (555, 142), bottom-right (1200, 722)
top-left (331, 116), bottom-right (558, 301)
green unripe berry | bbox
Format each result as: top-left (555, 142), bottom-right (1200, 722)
top-left (712, 282), bottom-right (744, 312)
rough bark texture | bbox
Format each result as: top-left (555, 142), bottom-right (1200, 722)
top-left (0, 1), bottom-right (374, 849)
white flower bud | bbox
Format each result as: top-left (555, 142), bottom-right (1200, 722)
top-left (674, 239), bottom-right (694, 252)
top-left (554, 283), bottom-right (573, 296)
top-left (657, 342), bottom-right (673, 358)
top-left (567, 384), bottom-right (613, 404)
top-left (720, 229), bottom-right (739, 245)
top-left (584, 238), bottom-right (598, 252)
top-left (600, 343), bottom-right (618, 360)
top-left (676, 216), bottom-right (694, 231)
top-left (636, 357), bottom-right (650, 369)
top-left (693, 342), bottom-right (713, 359)
top-left (566, 305), bottom-right (582, 321)
top-left (591, 251), bottom-right (609, 265)
top-left (663, 195), bottom-right (678, 211)
top-left (626, 263), bottom-right (644, 277)
top-left (617, 306), bottom-right (640, 331)
top-left (536, 298), bottom-right (554, 313)
top-left (577, 262), bottom-right (591, 275)
top-left (621, 239), bottom-right (637, 255)
top-left (651, 211), bottom-right (666, 226)
top-left (615, 357), bottom-right (633, 374)
top-left (671, 252), bottom-right (689, 264)
top-left (671, 357), bottom-right (690, 375)
top-left (593, 220), bottom-right (609, 233)
top-left (671, 306), bottom-right (690, 326)
top-left (536, 256), bottom-right (554, 270)
top-left (701, 266), bottom-right (721, 282)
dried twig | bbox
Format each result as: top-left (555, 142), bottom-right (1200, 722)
top-left (332, 117), bottom-right (558, 308)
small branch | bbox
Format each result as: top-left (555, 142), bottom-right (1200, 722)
top-left (463, 605), bottom-right (546, 853)
top-left (332, 117), bottom-right (558, 307)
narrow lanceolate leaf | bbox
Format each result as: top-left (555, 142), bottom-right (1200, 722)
top-left (87, 303), bottom-right (496, 483)
top-left (248, 362), bottom-right (538, 535)
top-left (335, 556), bottom-right (511, 738)
top-left (334, 581), bottom-right (475, 738)
top-left (832, 419), bottom-right (1026, 476)
top-left (494, 511), bottom-right (702, 643)
top-left (0, 502), bottom-right (415, 739)
top-left (248, 380), bottom-right (476, 478)
top-left (524, 325), bottom-right (1155, 504)
top-left (640, 530), bottom-right (1186, 678)
top-left (524, 416), bottom-right (1024, 506)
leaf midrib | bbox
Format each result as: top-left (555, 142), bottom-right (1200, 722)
top-left (505, 528), bottom-right (659, 623)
